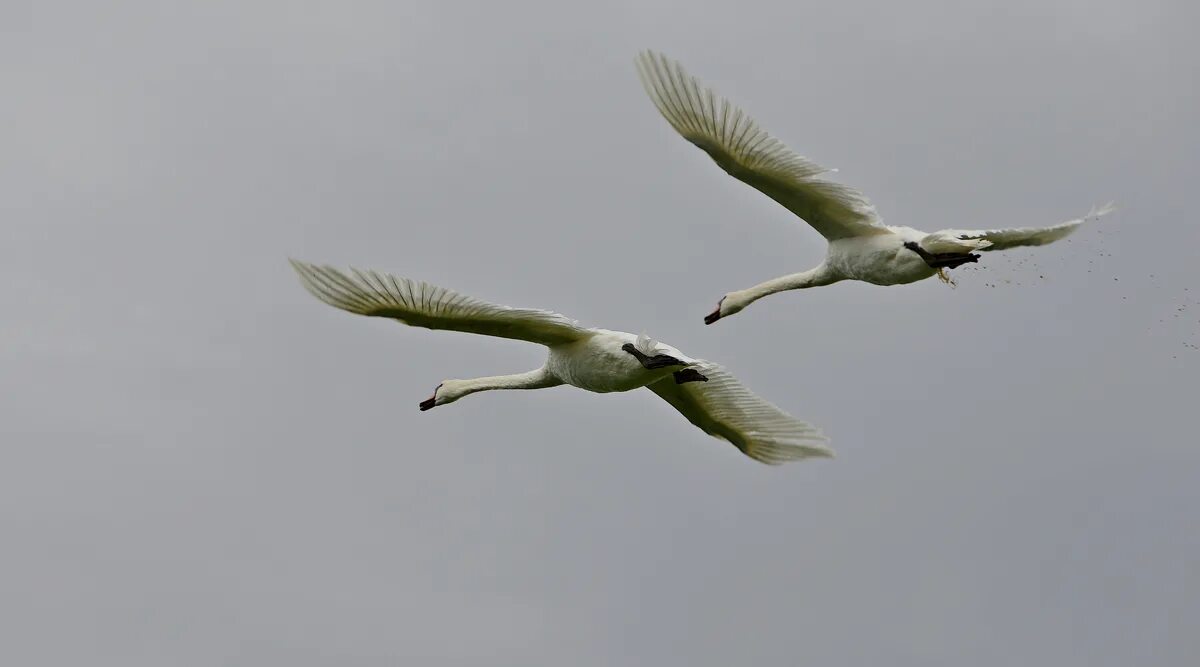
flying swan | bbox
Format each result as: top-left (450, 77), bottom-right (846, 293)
top-left (635, 50), bottom-right (1115, 324)
top-left (290, 260), bottom-right (831, 464)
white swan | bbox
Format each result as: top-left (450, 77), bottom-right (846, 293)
top-left (289, 260), bottom-right (831, 464)
top-left (635, 51), bottom-right (1116, 324)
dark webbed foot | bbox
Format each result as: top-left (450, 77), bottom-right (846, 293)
top-left (673, 368), bottom-right (708, 384)
top-left (621, 343), bottom-right (688, 369)
top-left (904, 241), bottom-right (981, 270)
top-left (645, 354), bottom-right (687, 369)
top-left (934, 253), bottom-right (980, 270)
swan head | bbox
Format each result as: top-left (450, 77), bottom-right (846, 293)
top-left (704, 294), bottom-right (746, 325)
top-left (418, 382), bottom-right (464, 411)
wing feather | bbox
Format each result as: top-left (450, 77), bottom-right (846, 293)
top-left (635, 50), bottom-right (886, 241)
top-left (647, 361), bottom-right (832, 465)
top-left (937, 202), bottom-right (1116, 252)
top-left (290, 260), bottom-right (590, 346)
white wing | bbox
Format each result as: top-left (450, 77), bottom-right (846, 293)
top-left (933, 202), bottom-right (1116, 252)
top-left (290, 260), bottom-right (591, 346)
top-left (635, 50), bottom-right (887, 241)
top-left (647, 361), bottom-right (832, 465)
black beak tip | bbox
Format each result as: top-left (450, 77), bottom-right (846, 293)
top-left (703, 309), bottom-right (721, 325)
top-left (418, 397), bottom-right (436, 411)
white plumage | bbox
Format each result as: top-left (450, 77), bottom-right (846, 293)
top-left (635, 50), bottom-right (1115, 324)
top-left (291, 260), bottom-right (831, 465)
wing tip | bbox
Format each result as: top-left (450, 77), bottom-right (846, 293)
top-left (634, 48), bottom-right (670, 68)
top-left (287, 258), bottom-right (392, 316)
top-left (788, 437), bottom-right (835, 461)
top-left (747, 442), bottom-right (835, 466)
top-left (744, 430), bottom-right (834, 465)
top-left (287, 257), bottom-right (324, 295)
top-left (1090, 201), bottom-right (1118, 218)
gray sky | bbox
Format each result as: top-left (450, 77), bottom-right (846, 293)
top-left (4, 1), bottom-right (1199, 665)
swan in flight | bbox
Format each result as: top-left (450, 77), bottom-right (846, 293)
top-left (289, 260), bottom-right (831, 464)
top-left (635, 51), bottom-right (1116, 324)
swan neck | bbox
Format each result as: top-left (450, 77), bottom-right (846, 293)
top-left (456, 367), bottom-right (557, 397)
top-left (743, 265), bottom-right (834, 303)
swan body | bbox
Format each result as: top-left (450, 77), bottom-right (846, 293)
top-left (828, 229), bottom-right (935, 286)
top-left (635, 51), bottom-right (1115, 324)
top-left (545, 329), bottom-right (687, 393)
top-left (289, 260), bottom-right (831, 464)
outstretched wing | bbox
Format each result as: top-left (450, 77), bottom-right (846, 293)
top-left (935, 202), bottom-right (1116, 252)
top-left (647, 361), bottom-right (832, 465)
top-left (290, 260), bottom-right (591, 346)
top-left (635, 50), bottom-right (886, 241)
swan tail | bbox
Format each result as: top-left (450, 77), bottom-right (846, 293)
top-left (635, 333), bottom-right (663, 356)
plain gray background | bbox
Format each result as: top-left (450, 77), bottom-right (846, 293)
top-left (4, 1), bottom-right (1198, 664)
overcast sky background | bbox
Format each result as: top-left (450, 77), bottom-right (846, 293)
top-left (4, 1), bottom-right (1199, 665)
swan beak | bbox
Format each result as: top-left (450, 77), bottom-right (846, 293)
top-left (419, 383), bottom-right (442, 411)
top-left (703, 308), bottom-right (722, 325)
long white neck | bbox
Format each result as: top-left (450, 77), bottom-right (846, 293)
top-left (445, 366), bottom-right (562, 402)
top-left (736, 264), bottom-right (839, 309)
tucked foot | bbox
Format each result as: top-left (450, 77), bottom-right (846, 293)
top-left (673, 368), bottom-right (708, 384)
top-left (932, 253), bottom-right (980, 269)
top-left (904, 241), bottom-right (981, 270)
top-left (621, 343), bottom-right (688, 370)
